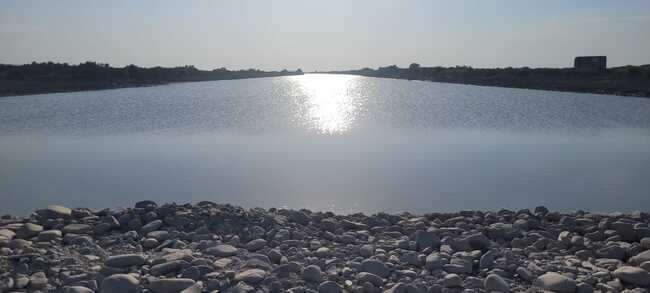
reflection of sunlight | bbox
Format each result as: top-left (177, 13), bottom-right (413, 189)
top-left (293, 74), bottom-right (362, 134)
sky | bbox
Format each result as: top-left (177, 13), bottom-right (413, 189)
top-left (1, 0), bottom-right (649, 71)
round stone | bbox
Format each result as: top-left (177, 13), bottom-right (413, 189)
top-left (444, 273), bottom-right (462, 288)
top-left (234, 269), bottom-right (267, 284)
top-left (641, 238), bottom-right (650, 250)
top-left (143, 238), bottom-right (159, 249)
top-left (16, 223), bottom-right (43, 239)
top-left (425, 253), bottom-right (442, 270)
top-left (39, 205), bottom-right (72, 219)
top-left (206, 244), bottom-right (238, 257)
top-left (37, 230), bottom-right (62, 242)
top-left (317, 280), bottom-right (342, 293)
top-left (484, 273), bottom-right (510, 293)
top-left (361, 259), bottom-right (389, 278)
top-left (63, 224), bottom-right (92, 234)
top-left (245, 238), bottom-right (267, 252)
top-left (356, 272), bottom-right (383, 287)
top-left (613, 266), bottom-right (650, 286)
top-left (630, 250), bottom-right (650, 265)
top-left (62, 286), bottom-right (94, 293)
top-left (359, 244), bottom-right (374, 257)
top-left (100, 274), bottom-right (139, 293)
top-left (534, 272), bottom-right (577, 293)
top-left (148, 278), bottom-right (195, 293)
top-left (29, 272), bottom-right (48, 290)
top-left (303, 265), bottom-right (322, 283)
top-left (104, 254), bottom-right (146, 268)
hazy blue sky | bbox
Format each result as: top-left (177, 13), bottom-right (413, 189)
top-left (1, 0), bottom-right (649, 71)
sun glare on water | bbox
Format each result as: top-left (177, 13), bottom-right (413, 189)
top-left (292, 74), bottom-right (364, 134)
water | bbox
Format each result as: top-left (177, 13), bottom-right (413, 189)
top-left (1, 74), bottom-right (649, 215)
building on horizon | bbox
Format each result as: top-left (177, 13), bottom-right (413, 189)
top-left (574, 56), bottom-right (607, 70)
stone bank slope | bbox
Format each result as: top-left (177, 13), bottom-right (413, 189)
top-left (1, 203), bottom-right (650, 293)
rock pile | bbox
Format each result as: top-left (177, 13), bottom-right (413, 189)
top-left (1, 202), bottom-right (650, 292)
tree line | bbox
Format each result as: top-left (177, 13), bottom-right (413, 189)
top-left (331, 63), bottom-right (650, 97)
top-left (0, 61), bottom-right (303, 96)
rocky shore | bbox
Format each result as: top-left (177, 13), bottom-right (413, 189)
top-left (2, 202), bottom-right (650, 293)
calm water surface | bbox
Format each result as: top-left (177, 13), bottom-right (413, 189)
top-left (1, 74), bottom-right (649, 215)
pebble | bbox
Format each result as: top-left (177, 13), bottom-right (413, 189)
top-left (206, 244), bottom-right (238, 257)
top-left (62, 286), bottom-right (94, 293)
top-left (16, 223), bottom-right (43, 239)
top-left (148, 278), bottom-right (196, 293)
top-left (29, 272), bottom-right (48, 290)
top-left (104, 254), bottom-right (147, 268)
top-left (484, 274), bottom-right (510, 293)
top-left (356, 272), bottom-right (384, 287)
top-left (38, 229), bottom-right (62, 241)
top-left (100, 274), bottom-right (139, 293)
top-left (303, 264), bottom-right (323, 283)
top-left (38, 205), bottom-right (72, 219)
top-left (151, 260), bottom-right (190, 276)
top-left (534, 272), bottom-right (577, 293)
top-left (245, 238), bottom-right (268, 251)
top-left (613, 266), bottom-right (650, 286)
top-left (415, 230), bottom-right (439, 250)
top-left (444, 274), bottom-right (462, 288)
top-left (141, 219), bottom-right (163, 234)
top-left (630, 250), bottom-right (650, 265)
top-left (3, 202), bottom-right (650, 292)
top-left (317, 280), bottom-right (342, 293)
top-left (425, 253), bottom-right (442, 270)
top-left (641, 237), bottom-right (650, 249)
top-left (234, 268), bottom-right (267, 284)
top-left (63, 223), bottom-right (92, 234)
top-left (361, 259), bottom-right (390, 278)
top-left (359, 244), bottom-right (374, 257)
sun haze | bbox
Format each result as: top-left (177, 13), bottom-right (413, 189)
top-left (1, 0), bottom-right (649, 71)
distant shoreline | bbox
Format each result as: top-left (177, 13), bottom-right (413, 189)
top-left (0, 81), bottom-right (167, 98)
top-left (0, 62), bottom-right (303, 97)
top-left (0, 77), bottom-right (278, 98)
top-left (326, 64), bottom-right (650, 98)
top-left (3, 62), bottom-right (650, 98)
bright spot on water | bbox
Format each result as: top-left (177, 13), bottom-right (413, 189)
top-left (292, 74), bottom-right (363, 134)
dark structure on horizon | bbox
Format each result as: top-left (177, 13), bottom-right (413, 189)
top-left (574, 56), bottom-right (607, 70)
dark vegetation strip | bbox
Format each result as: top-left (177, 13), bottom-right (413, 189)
top-left (0, 62), bottom-right (303, 97)
top-left (326, 64), bottom-right (650, 97)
